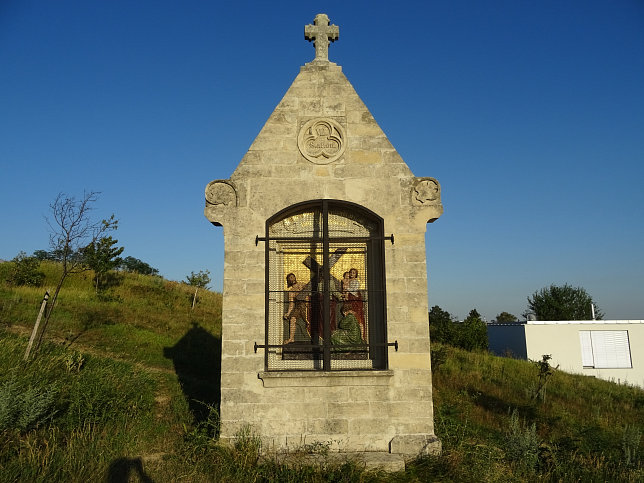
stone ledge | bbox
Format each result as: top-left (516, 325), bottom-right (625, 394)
top-left (301, 61), bottom-right (342, 72)
top-left (258, 370), bottom-right (394, 388)
top-left (266, 451), bottom-right (405, 472)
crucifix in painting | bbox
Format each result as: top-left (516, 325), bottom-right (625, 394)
top-left (265, 200), bottom-right (385, 370)
top-left (283, 247), bottom-right (347, 344)
top-left (205, 14), bottom-right (443, 464)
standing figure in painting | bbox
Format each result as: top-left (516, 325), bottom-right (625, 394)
top-left (341, 271), bottom-right (350, 298)
top-left (331, 305), bottom-right (365, 346)
top-left (283, 273), bottom-right (310, 344)
top-left (346, 268), bottom-right (366, 340)
top-left (337, 271), bottom-right (350, 327)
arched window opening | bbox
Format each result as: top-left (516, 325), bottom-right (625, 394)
top-left (263, 200), bottom-right (388, 371)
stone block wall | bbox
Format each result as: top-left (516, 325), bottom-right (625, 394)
top-left (205, 61), bottom-right (442, 456)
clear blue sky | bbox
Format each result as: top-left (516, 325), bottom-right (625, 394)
top-left (1, 1), bottom-right (643, 322)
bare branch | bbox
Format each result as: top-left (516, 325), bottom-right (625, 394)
top-left (35, 191), bottom-right (119, 353)
top-left (45, 191), bottom-right (111, 274)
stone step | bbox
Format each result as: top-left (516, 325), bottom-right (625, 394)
top-left (267, 451), bottom-right (406, 472)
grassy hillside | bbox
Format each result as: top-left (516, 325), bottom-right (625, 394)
top-left (0, 261), bottom-right (642, 481)
top-left (0, 261), bottom-right (222, 369)
top-left (430, 345), bottom-right (643, 481)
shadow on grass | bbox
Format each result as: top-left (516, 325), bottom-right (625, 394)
top-left (466, 386), bottom-right (537, 421)
top-left (164, 322), bottom-right (221, 423)
top-left (106, 457), bottom-right (153, 482)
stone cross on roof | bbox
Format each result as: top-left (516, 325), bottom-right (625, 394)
top-left (305, 13), bottom-right (339, 63)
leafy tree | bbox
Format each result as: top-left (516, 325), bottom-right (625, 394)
top-left (430, 306), bottom-right (488, 351)
top-left (33, 191), bottom-right (118, 354)
top-left (32, 249), bottom-right (56, 261)
top-left (186, 270), bottom-right (211, 309)
top-left (527, 284), bottom-right (603, 321)
top-left (495, 311), bottom-right (517, 323)
top-left (7, 252), bottom-right (45, 286)
top-left (457, 309), bottom-right (488, 351)
top-left (429, 305), bottom-right (454, 345)
top-left (82, 236), bottom-right (124, 292)
top-left (118, 256), bottom-right (159, 276)
top-left (186, 270), bottom-right (211, 289)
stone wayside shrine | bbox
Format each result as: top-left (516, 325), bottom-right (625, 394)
top-left (204, 14), bottom-right (443, 463)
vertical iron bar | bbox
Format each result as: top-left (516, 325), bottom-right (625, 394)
top-left (380, 219), bottom-right (388, 369)
top-left (322, 200), bottom-right (331, 370)
top-left (310, 209), bottom-right (321, 367)
top-left (264, 223), bottom-right (270, 371)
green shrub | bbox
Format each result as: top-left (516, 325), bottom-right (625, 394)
top-left (531, 354), bottom-right (555, 402)
top-left (0, 373), bottom-right (59, 431)
top-left (457, 310), bottom-right (488, 351)
top-left (504, 409), bottom-right (540, 474)
top-left (429, 307), bottom-right (488, 351)
top-left (622, 425), bottom-right (641, 467)
top-left (430, 344), bottom-right (448, 373)
top-left (6, 252), bottom-right (45, 287)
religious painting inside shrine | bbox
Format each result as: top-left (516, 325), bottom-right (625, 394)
top-left (263, 200), bottom-right (388, 371)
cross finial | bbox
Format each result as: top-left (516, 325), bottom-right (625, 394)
top-left (305, 14), bottom-right (339, 63)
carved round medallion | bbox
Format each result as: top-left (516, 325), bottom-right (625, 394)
top-left (413, 178), bottom-right (440, 205)
top-left (297, 118), bottom-right (346, 164)
top-left (205, 180), bottom-right (237, 207)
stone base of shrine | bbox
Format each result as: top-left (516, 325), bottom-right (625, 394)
top-left (389, 434), bottom-right (442, 459)
top-left (262, 435), bottom-right (441, 472)
top-left (266, 451), bottom-right (406, 472)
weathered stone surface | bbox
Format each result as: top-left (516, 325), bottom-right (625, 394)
top-left (389, 434), bottom-right (442, 459)
top-left (305, 14), bottom-right (339, 64)
top-left (267, 451), bottom-right (406, 473)
top-left (259, 370), bottom-right (393, 388)
top-left (204, 13), bottom-right (442, 464)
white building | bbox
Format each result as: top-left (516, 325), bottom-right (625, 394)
top-left (487, 320), bottom-right (644, 389)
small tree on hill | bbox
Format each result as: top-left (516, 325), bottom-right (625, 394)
top-left (32, 249), bottom-right (56, 261)
top-left (34, 191), bottom-right (118, 354)
top-left (7, 252), bottom-right (45, 286)
top-left (119, 256), bottom-right (159, 276)
top-left (83, 236), bottom-right (124, 292)
top-left (186, 270), bottom-right (211, 309)
top-left (531, 354), bottom-right (557, 403)
top-left (527, 284), bottom-right (603, 321)
top-left (430, 306), bottom-right (488, 351)
top-left (429, 305), bottom-right (454, 345)
top-left (495, 311), bottom-right (517, 323)
top-left (457, 309), bottom-right (488, 351)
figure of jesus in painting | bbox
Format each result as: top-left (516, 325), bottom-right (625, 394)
top-left (283, 273), bottom-right (310, 344)
top-left (346, 268), bottom-right (366, 340)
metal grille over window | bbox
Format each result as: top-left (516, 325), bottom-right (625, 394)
top-left (259, 200), bottom-right (390, 371)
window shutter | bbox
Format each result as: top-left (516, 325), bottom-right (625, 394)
top-left (591, 331), bottom-right (632, 369)
top-left (579, 331), bottom-right (594, 367)
top-left (579, 330), bottom-right (632, 369)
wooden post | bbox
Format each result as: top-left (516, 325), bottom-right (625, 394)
top-left (24, 291), bottom-right (49, 361)
top-left (191, 287), bottom-right (198, 310)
